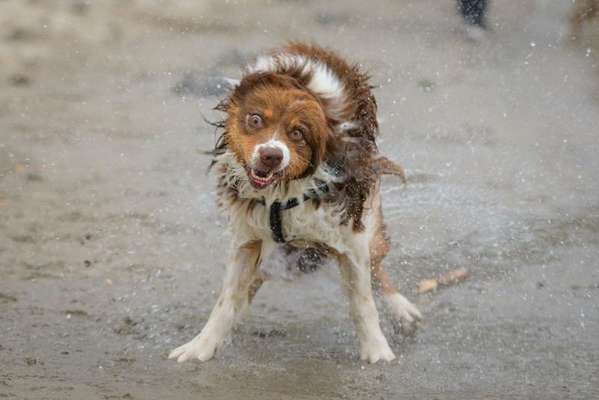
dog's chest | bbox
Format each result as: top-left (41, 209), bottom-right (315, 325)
top-left (231, 198), bottom-right (345, 247)
top-left (277, 202), bottom-right (343, 244)
top-left (216, 158), bottom-right (349, 247)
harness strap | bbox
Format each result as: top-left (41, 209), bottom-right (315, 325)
top-left (266, 181), bottom-right (329, 243)
top-left (269, 201), bottom-right (285, 243)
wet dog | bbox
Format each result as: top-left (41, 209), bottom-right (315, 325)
top-left (169, 43), bottom-right (421, 363)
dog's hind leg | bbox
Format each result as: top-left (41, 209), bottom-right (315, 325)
top-left (370, 204), bottom-right (422, 336)
top-left (169, 240), bottom-right (261, 362)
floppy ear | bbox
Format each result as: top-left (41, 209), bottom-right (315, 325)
top-left (297, 125), bottom-right (328, 179)
top-left (312, 124), bottom-right (334, 174)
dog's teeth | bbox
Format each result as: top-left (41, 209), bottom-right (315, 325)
top-left (251, 170), bottom-right (273, 183)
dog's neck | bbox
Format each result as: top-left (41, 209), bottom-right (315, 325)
top-left (215, 151), bottom-right (341, 243)
top-left (215, 151), bottom-right (340, 205)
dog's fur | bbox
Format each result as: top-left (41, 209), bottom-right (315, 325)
top-left (169, 43), bottom-right (421, 364)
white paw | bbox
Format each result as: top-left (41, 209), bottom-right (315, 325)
top-left (168, 333), bottom-right (219, 363)
top-left (385, 293), bottom-right (422, 335)
top-left (359, 335), bottom-right (396, 363)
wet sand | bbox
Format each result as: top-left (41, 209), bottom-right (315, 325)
top-left (1, 0), bottom-right (598, 399)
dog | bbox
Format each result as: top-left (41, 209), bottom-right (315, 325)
top-left (168, 43), bottom-right (421, 364)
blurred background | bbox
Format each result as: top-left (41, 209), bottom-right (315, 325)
top-left (1, 1), bottom-right (598, 399)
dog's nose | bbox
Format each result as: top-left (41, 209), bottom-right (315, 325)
top-left (259, 147), bottom-right (283, 169)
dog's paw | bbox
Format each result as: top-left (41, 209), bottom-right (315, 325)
top-left (168, 334), bottom-right (219, 363)
top-left (359, 335), bottom-right (396, 363)
top-left (385, 293), bottom-right (422, 336)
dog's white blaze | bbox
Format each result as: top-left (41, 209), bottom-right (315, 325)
top-left (251, 138), bottom-right (290, 171)
top-left (247, 53), bottom-right (347, 119)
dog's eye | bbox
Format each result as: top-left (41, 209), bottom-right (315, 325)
top-left (289, 128), bottom-right (304, 142)
top-left (246, 113), bottom-right (263, 130)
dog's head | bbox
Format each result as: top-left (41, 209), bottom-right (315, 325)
top-left (223, 73), bottom-right (330, 189)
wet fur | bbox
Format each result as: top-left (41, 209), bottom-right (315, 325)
top-left (169, 43), bottom-right (421, 364)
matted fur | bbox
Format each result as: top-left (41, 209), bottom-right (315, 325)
top-left (210, 43), bottom-right (396, 231)
top-left (169, 43), bottom-right (421, 364)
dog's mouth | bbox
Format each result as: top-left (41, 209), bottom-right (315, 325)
top-left (248, 168), bottom-right (280, 189)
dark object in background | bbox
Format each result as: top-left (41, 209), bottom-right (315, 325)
top-left (458, 0), bottom-right (488, 28)
top-left (569, 0), bottom-right (598, 41)
top-left (172, 72), bottom-right (233, 98)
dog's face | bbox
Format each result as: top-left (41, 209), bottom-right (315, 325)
top-left (226, 73), bottom-right (329, 189)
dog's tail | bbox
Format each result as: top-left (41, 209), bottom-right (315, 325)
top-left (372, 156), bottom-right (407, 183)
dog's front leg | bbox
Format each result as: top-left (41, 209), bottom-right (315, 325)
top-left (338, 249), bottom-right (395, 363)
top-left (169, 240), bottom-right (261, 362)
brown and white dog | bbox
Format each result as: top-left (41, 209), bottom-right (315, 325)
top-left (168, 43), bottom-right (421, 364)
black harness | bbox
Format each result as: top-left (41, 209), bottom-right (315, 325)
top-left (260, 181), bottom-right (330, 243)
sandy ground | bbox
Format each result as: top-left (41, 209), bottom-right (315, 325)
top-left (1, 0), bottom-right (599, 399)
